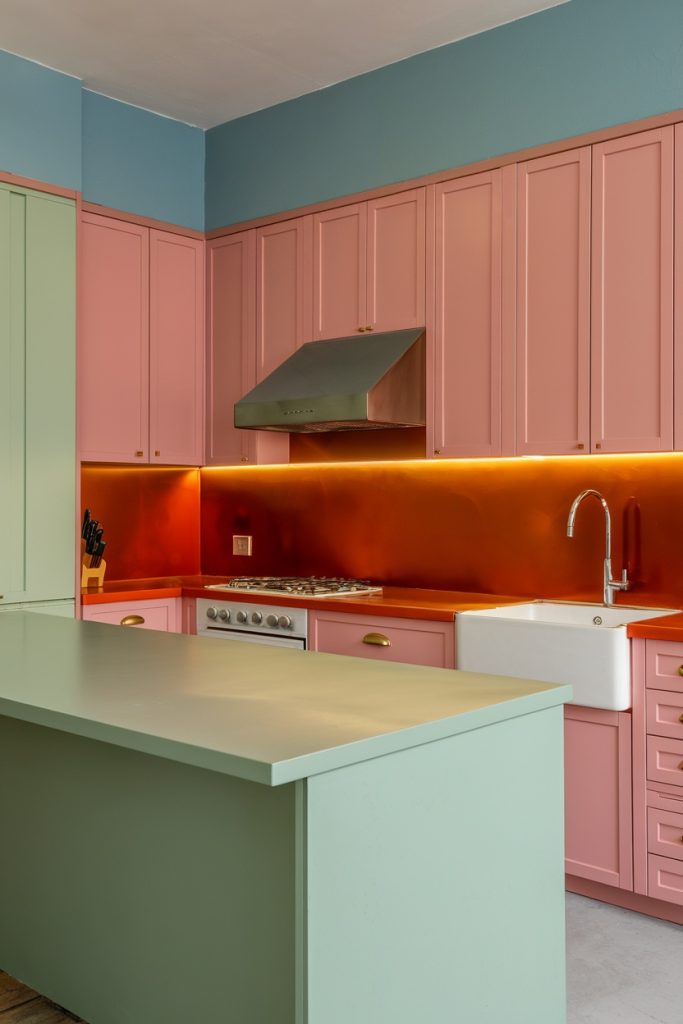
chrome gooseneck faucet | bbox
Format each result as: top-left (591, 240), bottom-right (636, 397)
top-left (566, 489), bottom-right (630, 606)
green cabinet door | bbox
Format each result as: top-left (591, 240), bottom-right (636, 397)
top-left (0, 183), bottom-right (75, 607)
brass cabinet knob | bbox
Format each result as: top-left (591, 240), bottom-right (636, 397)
top-left (365, 325), bottom-right (374, 331)
top-left (434, 449), bottom-right (441, 455)
top-left (576, 443), bottom-right (585, 450)
top-left (135, 451), bottom-right (144, 457)
top-left (154, 449), bottom-right (160, 457)
top-left (679, 712), bottom-right (683, 723)
top-left (120, 615), bottom-right (145, 626)
top-left (358, 326), bottom-right (366, 332)
top-left (595, 443), bottom-right (602, 450)
top-left (240, 457), bottom-right (249, 463)
top-left (678, 760), bottom-right (683, 771)
top-left (362, 632), bottom-right (391, 648)
top-left (677, 666), bottom-right (683, 676)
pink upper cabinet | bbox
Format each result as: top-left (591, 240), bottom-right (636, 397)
top-left (79, 213), bottom-right (149, 463)
top-left (206, 231), bottom-right (256, 466)
top-left (516, 148), bottom-right (591, 455)
top-left (366, 188), bottom-right (425, 332)
top-left (256, 217), bottom-right (312, 376)
top-left (149, 230), bottom-right (204, 466)
top-left (428, 170), bottom-right (508, 459)
top-left (312, 191), bottom-right (426, 341)
top-left (253, 218), bottom-right (313, 466)
top-left (591, 127), bottom-right (674, 453)
top-left (675, 126), bottom-right (683, 451)
top-left (312, 203), bottom-right (367, 340)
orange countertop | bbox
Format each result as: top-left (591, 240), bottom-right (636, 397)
top-left (627, 610), bottom-right (683, 642)
top-left (82, 578), bottom-right (525, 622)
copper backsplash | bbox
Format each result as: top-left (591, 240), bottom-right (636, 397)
top-left (81, 453), bottom-right (683, 602)
top-left (200, 454), bottom-right (683, 601)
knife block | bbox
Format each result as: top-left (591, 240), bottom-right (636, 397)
top-left (81, 553), bottom-right (107, 590)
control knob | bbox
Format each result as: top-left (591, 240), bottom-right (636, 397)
top-left (206, 606), bottom-right (218, 620)
top-left (236, 610), bottom-right (248, 624)
top-left (217, 608), bottom-right (230, 622)
top-left (278, 615), bottom-right (292, 629)
top-left (251, 611), bottom-right (263, 624)
top-left (266, 614), bottom-right (278, 628)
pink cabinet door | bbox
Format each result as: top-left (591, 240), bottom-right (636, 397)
top-left (591, 128), bottom-right (674, 453)
top-left (149, 230), bottom-right (204, 466)
top-left (366, 189), bottom-right (425, 332)
top-left (254, 218), bottom-right (313, 465)
top-left (79, 213), bottom-right (149, 463)
top-left (312, 204), bottom-right (366, 340)
top-left (564, 706), bottom-right (633, 890)
top-left (675, 125), bottom-right (683, 450)
top-left (308, 610), bottom-right (455, 668)
top-left (516, 149), bottom-right (591, 455)
top-left (429, 171), bottom-right (504, 458)
top-left (206, 231), bottom-right (256, 466)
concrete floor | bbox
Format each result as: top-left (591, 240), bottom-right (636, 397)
top-left (567, 893), bottom-right (683, 1023)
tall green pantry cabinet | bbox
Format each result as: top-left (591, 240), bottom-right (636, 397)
top-left (0, 183), bottom-right (76, 616)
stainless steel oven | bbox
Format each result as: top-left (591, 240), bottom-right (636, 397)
top-left (196, 598), bottom-right (307, 650)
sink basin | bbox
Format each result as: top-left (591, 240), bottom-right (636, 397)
top-left (456, 602), bottom-right (678, 710)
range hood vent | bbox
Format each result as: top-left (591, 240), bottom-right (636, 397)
top-left (234, 328), bottom-right (425, 433)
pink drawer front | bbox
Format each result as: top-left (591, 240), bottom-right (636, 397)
top-left (309, 611), bottom-right (455, 668)
top-left (645, 640), bottom-right (683, 694)
top-left (648, 854), bottom-right (683, 906)
top-left (82, 598), bottom-right (181, 633)
top-left (647, 806), bottom-right (683, 862)
top-left (646, 735), bottom-right (683, 790)
top-left (646, 689), bottom-right (683, 740)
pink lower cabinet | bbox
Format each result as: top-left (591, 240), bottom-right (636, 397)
top-left (82, 598), bottom-right (181, 633)
top-left (308, 611), bottom-right (455, 668)
top-left (563, 705), bottom-right (633, 889)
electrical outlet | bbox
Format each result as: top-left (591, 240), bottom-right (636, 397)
top-left (232, 535), bottom-right (253, 556)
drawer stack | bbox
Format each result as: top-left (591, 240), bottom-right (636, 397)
top-left (644, 640), bottom-right (683, 905)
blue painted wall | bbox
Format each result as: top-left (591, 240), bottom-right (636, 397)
top-left (0, 50), bottom-right (82, 190)
top-left (205, 0), bottom-right (683, 230)
top-left (82, 91), bottom-right (204, 231)
top-left (0, 49), bottom-right (204, 229)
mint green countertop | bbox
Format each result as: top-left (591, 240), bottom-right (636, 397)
top-left (0, 613), bottom-right (570, 785)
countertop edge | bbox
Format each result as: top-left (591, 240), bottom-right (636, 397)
top-left (270, 686), bottom-right (571, 785)
top-left (0, 681), bottom-right (571, 788)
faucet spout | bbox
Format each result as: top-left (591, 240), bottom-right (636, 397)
top-left (566, 489), bottom-right (628, 605)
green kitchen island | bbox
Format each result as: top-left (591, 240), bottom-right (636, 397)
top-left (0, 613), bottom-right (570, 1024)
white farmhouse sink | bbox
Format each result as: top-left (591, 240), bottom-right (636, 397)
top-left (456, 602), bottom-right (678, 711)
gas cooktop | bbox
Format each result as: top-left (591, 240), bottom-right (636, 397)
top-left (206, 576), bottom-right (382, 597)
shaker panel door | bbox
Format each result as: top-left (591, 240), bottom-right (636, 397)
top-left (367, 189), bottom-right (425, 332)
top-left (255, 218), bottom-right (313, 465)
top-left (591, 128), bottom-right (674, 453)
top-left (516, 148), bottom-right (591, 455)
top-left (149, 231), bottom-right (204, 465)
top-left (206, 231), bottom-right (256, 466)
top-left (674, 125), bottom-right (683, 450)
top-left (312, 204), bottom-right (366, 340)
top-left (564, 706), bottom-right (633, 890)
top-left (430, 172), bottom-right (503, 458)
top-left (79, 213), bottom-right (149, 463)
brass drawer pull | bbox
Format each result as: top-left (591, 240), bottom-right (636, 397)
top-left (120, 615), bottom-right (145, 627)
top-left (135, 450), bottom-right (144, 457)
top-left (362, 632), bottom-right (391, 648)
top-left (678, 666), bottom-right (683, 676)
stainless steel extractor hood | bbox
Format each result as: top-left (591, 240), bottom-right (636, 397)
top-left (234, 328), bottom-right (425, 432)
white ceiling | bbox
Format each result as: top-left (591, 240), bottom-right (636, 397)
top-left (1, 0), bottom-right (569, 129)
